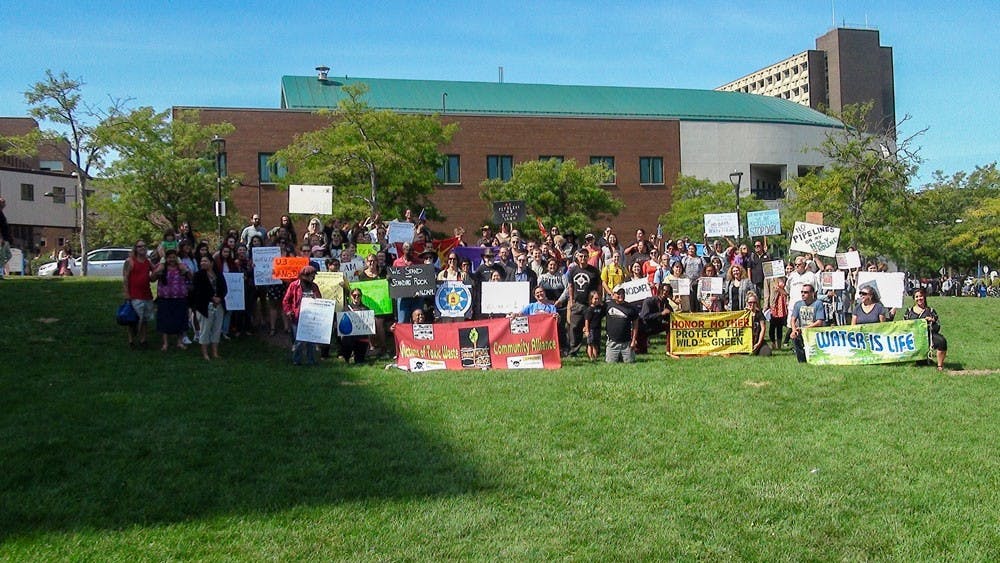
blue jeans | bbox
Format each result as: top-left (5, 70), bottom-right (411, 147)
top-left (397, 297), bottom-right (420, 324)
top-left (290, 322), bottom-right (317, 365)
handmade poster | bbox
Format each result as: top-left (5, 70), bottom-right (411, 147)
top-left (620, 278), bottom-right (652, 303)
top-left (493, 200), bottom-right (527, 223)
top-left (699, 276), bottom-right (723, 295)
top-left (223, 272), bottom-right (245, 311)
top-left (356, 243), bottom-right (381, 259)
top-left (336, 309), bottom-right (376, 337)
top-left (695, 243), bottom-right (707, 257)
top-left (313, 272), bottom-right (346, 311)
top-left (349, 279), bottom-right (393, 315)
top-left (339, 257), bottom-right (364, 281)
top-left (790, 221), bottom-right (841, 257)
top-left (387, 220), bottom-right (415, 246)
top-left (287, 184), bottom-right (333, 215)
top-left (836, 251), bottom-right (862, 270)
top-left (272, 256), bottom-right (310, 280)
top-left (252, 246), bottom-right (281, 286)
top-left (296, 298), bottom-right (336, 344)
top-left (7, 248), bottom-right (23, 273)
top-left (480, 281), bottom-right (530, 315)
top-left (669, 311), bottom-right (753, 356)
top-left (746, 209), bottom-right (782, 236)
top-left (803, 320), bottom-right (929, 365)
top-left (820, 271), bottom-right (846, 291)
top-left (394, 315), bottom-right (561, 371)
top-left (670, 277), bottom-right (691, 297)
top-left (762, 259), bottom-right (786, 279)
top-left (805, 211), bottom-right (824, 225)
top-left (855, 272), bottom-right (905, 309)
top-left (435, 281), bottom-right (473, 318)
top-left (387, 264), bottom-right (437, 298)
top-left (704, 213), bottom-right (739, 237)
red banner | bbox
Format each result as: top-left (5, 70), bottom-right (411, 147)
top-left (394, 315), bottom-right (562, 371)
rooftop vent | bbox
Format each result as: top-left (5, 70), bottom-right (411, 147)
top-left (316, 66), bottom-right (330, 81)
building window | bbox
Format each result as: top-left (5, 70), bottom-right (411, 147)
top-left (258, 153), bottom-right (287, 184)
top-left (39, 160), bottom-right (64, 171)
top-left (21, 183), bottom-right (34, 201)
top-left (590, 156), bottom-right (615, 184)
top-left (487, 155), bottom-right (513, 181)
top-left (436, 154), bottom-right (461, 184)
top-left (539, 155), bottom-right (564, 162)
top-left (639, 157), bottom-right (663, 185)
top-left (52, 186), bottom-right (67, 204)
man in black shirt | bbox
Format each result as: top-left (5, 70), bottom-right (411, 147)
top-left (745, 239), bottom-right (771, 296)
top-left (605, 286), bottom-right (639, 363)
top-left (565, 248), bottom-right (600, 355)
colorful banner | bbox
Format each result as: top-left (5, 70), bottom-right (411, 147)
top-left (436, 281), bottom-right (473, 318)
top-left (455, 246), bottom-right (498, 270)
top-left (746, 209), bottom-right (781, 236)
top-left (394, 315), bottom-right (562, 371)
top-left (704, 212), bottom-right (739, 237)
top-left (790, 221), bottom-right (841, 257)
top-left (669, 311), bottom-right (753, 356)
top-left (804, 320), bottom-right (930, 365)
top-left (273, 256), bottom-right (310, 280)
top-left (350, 279), bottom-right (393, 315)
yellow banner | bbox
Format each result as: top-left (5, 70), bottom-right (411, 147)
top-left (669, 311), bottom-right (753, 356)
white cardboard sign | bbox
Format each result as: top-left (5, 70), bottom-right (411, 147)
top-left (620, 278), bottom-right (652, 303)
top-left (296, 298), bottom-right (336, 344)
top-left (704, 213), bottom-right (739, 237)
top-left (856, 272), bottom-right (905, 309)
top-left (481, 281), bottom-right (530, 314)
top-left (288, 184), bottom-right (333, 215)
top-left (790, 221), bottom-right (841, 257)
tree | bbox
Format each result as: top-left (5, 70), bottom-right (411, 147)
top-left (90, 108), bottom-right (237, 245)
top-left (944, 163), bottom-right (1000, 269)
top-left (658, 175), bottom-right (768, 241)
top-left (274, 83), bottom-right (457, 220)
top-left (18, 70), bottom-right (118, 273)
top-left (783, 103), bottom-right (925, 258)
top-left (480, 158), bottom-right (623, 235)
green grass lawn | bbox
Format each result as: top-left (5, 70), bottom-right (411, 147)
top-left (1, 278), bottom-right (998, 560)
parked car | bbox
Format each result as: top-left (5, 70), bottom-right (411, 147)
top-left (37, 248), bottom-right (132, 277)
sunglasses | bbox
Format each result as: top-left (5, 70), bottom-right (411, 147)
top-left (860, 292), bottom-right (872, 296)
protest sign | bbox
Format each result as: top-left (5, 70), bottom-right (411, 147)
top-left (699, 276), bottom-right (723, 295)
top-left (820, 271), bottom-right (846, 291)
top-left (804, 320), bottom-right (929, 365)
top-left (790, 221), bottom-right (841, 257)
top-left (620, 278), bottom-right (652, 303)
top-left (252, 246), bottom-right (281, 286)
top-left (7, 248), bottom-right (23, 273)
top-left (350, 279), bottom-right (393, 315)
top-left (296, 298), bottom-right (336, 344)
top-left (435, 281), bottom-right (473, 318)
top-left (313, 272), bottom-right (345, 310)
top-left (387, 264), bottom-right (437, 298)
top-left (287, 184), bottom-right (333, 215)
top-left (339, 257), bottom-right (364, 281)
top-left (836, 251), bottom-right (862, 270)
top-left (695, 243), bottom-right (707, 257)
top-left (746, 209), bottom-right (781, 236)
top-left (336, 309), bottom-right (376, 337)
top-left (670, 277), bottom-right (691, 297)
top-left (387, 221), bottom-right (415, 247)
top-left (762, 259), bottom-right (786, 279)
top-left (805, 211), bottom-right (824, 225)
top-left (481, 281), bottom-right (530, 314)
top-left (856, 272), bottom-right (905, 309)
top-left (356, 243), bottom-right (380, 259)
top-left (395, 315), bottom-right (561, 371)
top-left (272, 256), bottom-right (310, 280)
top-left (669, 311), bottom-right (753, 356)
top-left (704, 213), bottom-right (739, 237)
top-left (493, 200), bottom-right (527, 223)
top-left (223, 272), bottom-right (245, 311)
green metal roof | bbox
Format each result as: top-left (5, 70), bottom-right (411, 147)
top-left (280, 75), bottom-right (842, 128)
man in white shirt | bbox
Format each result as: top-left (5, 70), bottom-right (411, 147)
top-left (786, 256), bottom-right (819, 311)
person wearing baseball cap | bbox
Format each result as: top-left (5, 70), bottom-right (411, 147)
top-left (605, 284), bottom-right (639, 363)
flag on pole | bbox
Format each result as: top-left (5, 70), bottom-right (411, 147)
top-left (536, 217), bottom-right (548, 238)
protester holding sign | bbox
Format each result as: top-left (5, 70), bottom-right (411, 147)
top-left (904, 288), bottom-right (948, 371)
top-left (789, 284), bottom-right (825, 363)
top-left (190, 255), bottom-right (228, 361)
top-left (767, 277), bottom-right (789, 350)
top-left (339, 288), bottom-right (371, 364)
top-left (724, 265), bottom-right (754, 312)
top-left (852, 286), bottom-right (887, 325)
top-left (605, 286), bottom-right (639, 363)
top-left (282, 266), bottom-right (322, 366)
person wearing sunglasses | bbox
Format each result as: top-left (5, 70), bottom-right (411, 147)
top-left (788, 283), bottom-right (826, 363)
top-left (852, 286), bottom-right (887, 325)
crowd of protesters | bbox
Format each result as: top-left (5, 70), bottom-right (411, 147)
top-left (117, 210), bottom-right (948, 369)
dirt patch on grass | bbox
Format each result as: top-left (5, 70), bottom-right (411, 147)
top-left (743, 380), bottom-right (772, 388)
top-left (947, 369), bottom-right (998, 376)
top-left (35, 318), bottom-right (60, 324)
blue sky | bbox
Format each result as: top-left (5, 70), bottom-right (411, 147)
top-left (2, 0), bottom-right (997, 185)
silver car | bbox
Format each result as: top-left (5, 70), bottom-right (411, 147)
top-left (37, 247), bottom-right (133, 277)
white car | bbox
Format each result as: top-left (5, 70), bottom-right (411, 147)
top-left (38, 247), bottom-right (133, 277)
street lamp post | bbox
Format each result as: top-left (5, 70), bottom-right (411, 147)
top-left (211, 135), bottom-right (226, 242)
top-left (729, 170), bottom-right (744, 239)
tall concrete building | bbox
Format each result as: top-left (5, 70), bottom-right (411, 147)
top-left (718, 28), bottom-right (895, 135)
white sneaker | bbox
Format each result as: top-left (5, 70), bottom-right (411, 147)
top-left (181, 335), bottom-right (192, 345)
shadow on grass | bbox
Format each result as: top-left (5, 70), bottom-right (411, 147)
top-left (0, 279), bottom-right (484, 540)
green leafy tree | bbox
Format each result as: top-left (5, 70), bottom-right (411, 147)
top-left (944, 163), bottom-right (1000, 269)
top-left (90, 108), bottom-right (237, 245)
top-left (274, 83), bottom-right (457, 221)
top-left (480, 158), bottom-right (623, 235)
top-left (658, 175), bottom-right (768, 241)
top-left (783, 103), bottom-right (924, 257)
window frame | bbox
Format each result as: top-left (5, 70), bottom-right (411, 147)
top-left (436, 154), bottom-right (462, 185)
top-left (589, 156), bottom-right (616, 185)
top-left (639, 157), bottom-right (664, 186)
top-left (487, 155), bottom-right (514, 181)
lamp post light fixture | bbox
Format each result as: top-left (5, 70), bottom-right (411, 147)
top-left (729, 170), bottom-right (744, 239)
top-left (211, 135), bottom-right (226, 242)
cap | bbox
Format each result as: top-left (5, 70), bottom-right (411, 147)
top-left (613, 284), bottom-right (626, 294)
top-left (482, 247), bottom-right (495, 256)
top-left (585, 233), bottom-right (595, 240)
top-left (481, 225), bottom-right (492, 230)
top-left (300, 266), bottom-right (317, 277)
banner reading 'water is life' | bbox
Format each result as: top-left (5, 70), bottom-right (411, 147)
top-left (803, 320), bottom-right (930, 365)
